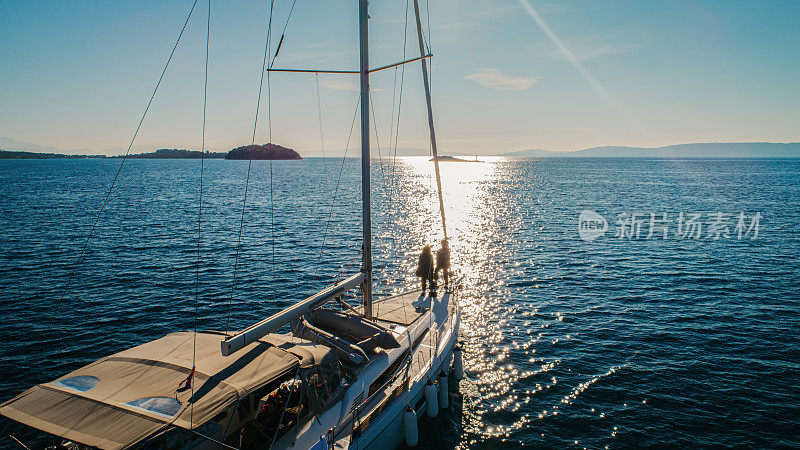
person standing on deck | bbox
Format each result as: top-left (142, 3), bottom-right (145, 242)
top-left (436, 239), bottom-right (451, 289)
top-left (416, 245), bottom-right (435, 294)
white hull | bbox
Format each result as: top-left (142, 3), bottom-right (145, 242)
top-left (355, 322), bottom-right (458, 450)
top-left (332, 288), bottom-right (461, 450)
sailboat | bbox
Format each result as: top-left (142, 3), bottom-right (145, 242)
top-left (1, 1), bottom-right (461, 449)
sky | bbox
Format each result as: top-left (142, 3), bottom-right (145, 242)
top-left (1, 0), bottom-right (799, 156)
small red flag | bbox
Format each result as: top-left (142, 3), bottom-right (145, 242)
top-left (177, 366), bottom-right (196, 392)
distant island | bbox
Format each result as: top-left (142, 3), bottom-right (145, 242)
top-left (114, 149), bottom-right (226, 159)
top-left (0, 150), bottom-right (105, 159)
top-left (502, 142), bottom-right (800, 158)
top-left (430, 155), bottom-right (482, 163)
top-left (114, 144), bottom-right (300, 160)
top-left (0, 143), bottom-right (302, 160)
top-left (226, 143), bottom-right (301, 160)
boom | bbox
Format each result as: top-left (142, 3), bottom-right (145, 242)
top-left (221, 272), bottom-right (365, 356)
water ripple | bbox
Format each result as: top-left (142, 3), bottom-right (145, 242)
top-left (1, 158), bottom-right (799, 448)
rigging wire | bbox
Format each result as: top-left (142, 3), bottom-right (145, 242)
top-left (267, 371), bottom-right (299, 450)
top-left (389, 0), bottom-right (411, 224)
top-left (373, 4), bottom-right (409, 320)
top-left (226, 0), bottom-right (275, 335)
top-left (264, 0), bottom-right (302, 289)
top-left (369, 94), bottom-right (385, 179)
top-left (315, 73), bottom-right (327, 187)
top-left (426, 0), bottom-right (433, 103)
top-left (376, 0), bottom-right (410, 295)
top-left (191, 0), bottom-right (211, 430)
top-left (51, 0), bottom-right (200, 323)
top-left (367, 0), bottom-right (412, 320)
top-left (426, 0), bottom-right (432, 53)
top-left (270, 0), bottom-right (298, 68)
top-left (266, 11), bottom-right (276, 320)
top-left (313, 96), bottom-right (361, 279)
top-left (388, 0), bottom-right (410, 177)
top-left (368, 92), bottom-right (385, 316)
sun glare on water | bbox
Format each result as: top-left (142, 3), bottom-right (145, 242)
top-left (373, 156), bottom-right (540, 443)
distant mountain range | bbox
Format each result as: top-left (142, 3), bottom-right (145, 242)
top-left (112, 149), bottom-right (226, 159)
top-left (0, 137), bottom-right (122, 156)
top-left (502, 142), bottom-right (800, 158)
top-left (1, 140), bottom-right (302, 160)
top-left (0, 138), bottom-right (451, 159)
top-left (0, 150), bottom-right (106, 160)
top-left (3, 137), bottom-right (799, 159)
top-left (309, 148), bottom-right (465, 157)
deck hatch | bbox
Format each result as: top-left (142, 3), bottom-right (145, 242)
top-left (52, 376), bottom-right (99, 393)
top-left (124, 396), bottom-right (182, 417)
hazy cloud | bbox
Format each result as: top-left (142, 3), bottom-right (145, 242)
top-left (320, 79), bottom-right (359, 92)
top-left (463, 68), bottom-right (538, 90)
top-left (541, 41), bottom-right (645, 61)
top-left (320, 79), bottom-right (382, 92)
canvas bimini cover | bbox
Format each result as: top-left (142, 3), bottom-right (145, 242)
top-left (0, 331), bottom-right (333, 449)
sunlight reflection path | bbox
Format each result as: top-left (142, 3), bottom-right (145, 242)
top-left (369, 157), bottom-right (627, 447)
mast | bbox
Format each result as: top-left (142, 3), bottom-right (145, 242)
top-left (359, 0), bottom-right (373, 319)
top-left (220, 1), bottom-right (440, 356)
top-left (412, 0), bottom-right (447, 240)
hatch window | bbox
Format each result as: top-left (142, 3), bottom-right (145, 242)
top-left (52, 376), bottom-right (100, 392)
top-left (125, 396), bottom-right (182, 417)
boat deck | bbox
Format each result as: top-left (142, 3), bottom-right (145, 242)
top-left (338, 289), bottom-right (457, 449)
top-left (366, 290), bottom-right (428, 326)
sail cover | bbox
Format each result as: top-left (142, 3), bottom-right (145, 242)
top-left (0, 331), bottom-right (315, 449)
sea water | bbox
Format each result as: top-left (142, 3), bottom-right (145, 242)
top-left (0, 157), bottom-right (798, 448)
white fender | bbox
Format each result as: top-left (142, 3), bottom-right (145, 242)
top-left (403, 406), bottom-right (419, 447)
top-left (453, 344), bottom-right (464, 380)
top-left (424, 379), bottom-right (438, 418)
top-left (438, 372), bottom-right (449, 409)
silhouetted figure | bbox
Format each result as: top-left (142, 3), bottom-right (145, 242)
top-left (436, 239), bottom-right (450, 289)
top-left (416, 245), bottom-right (434, 293)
